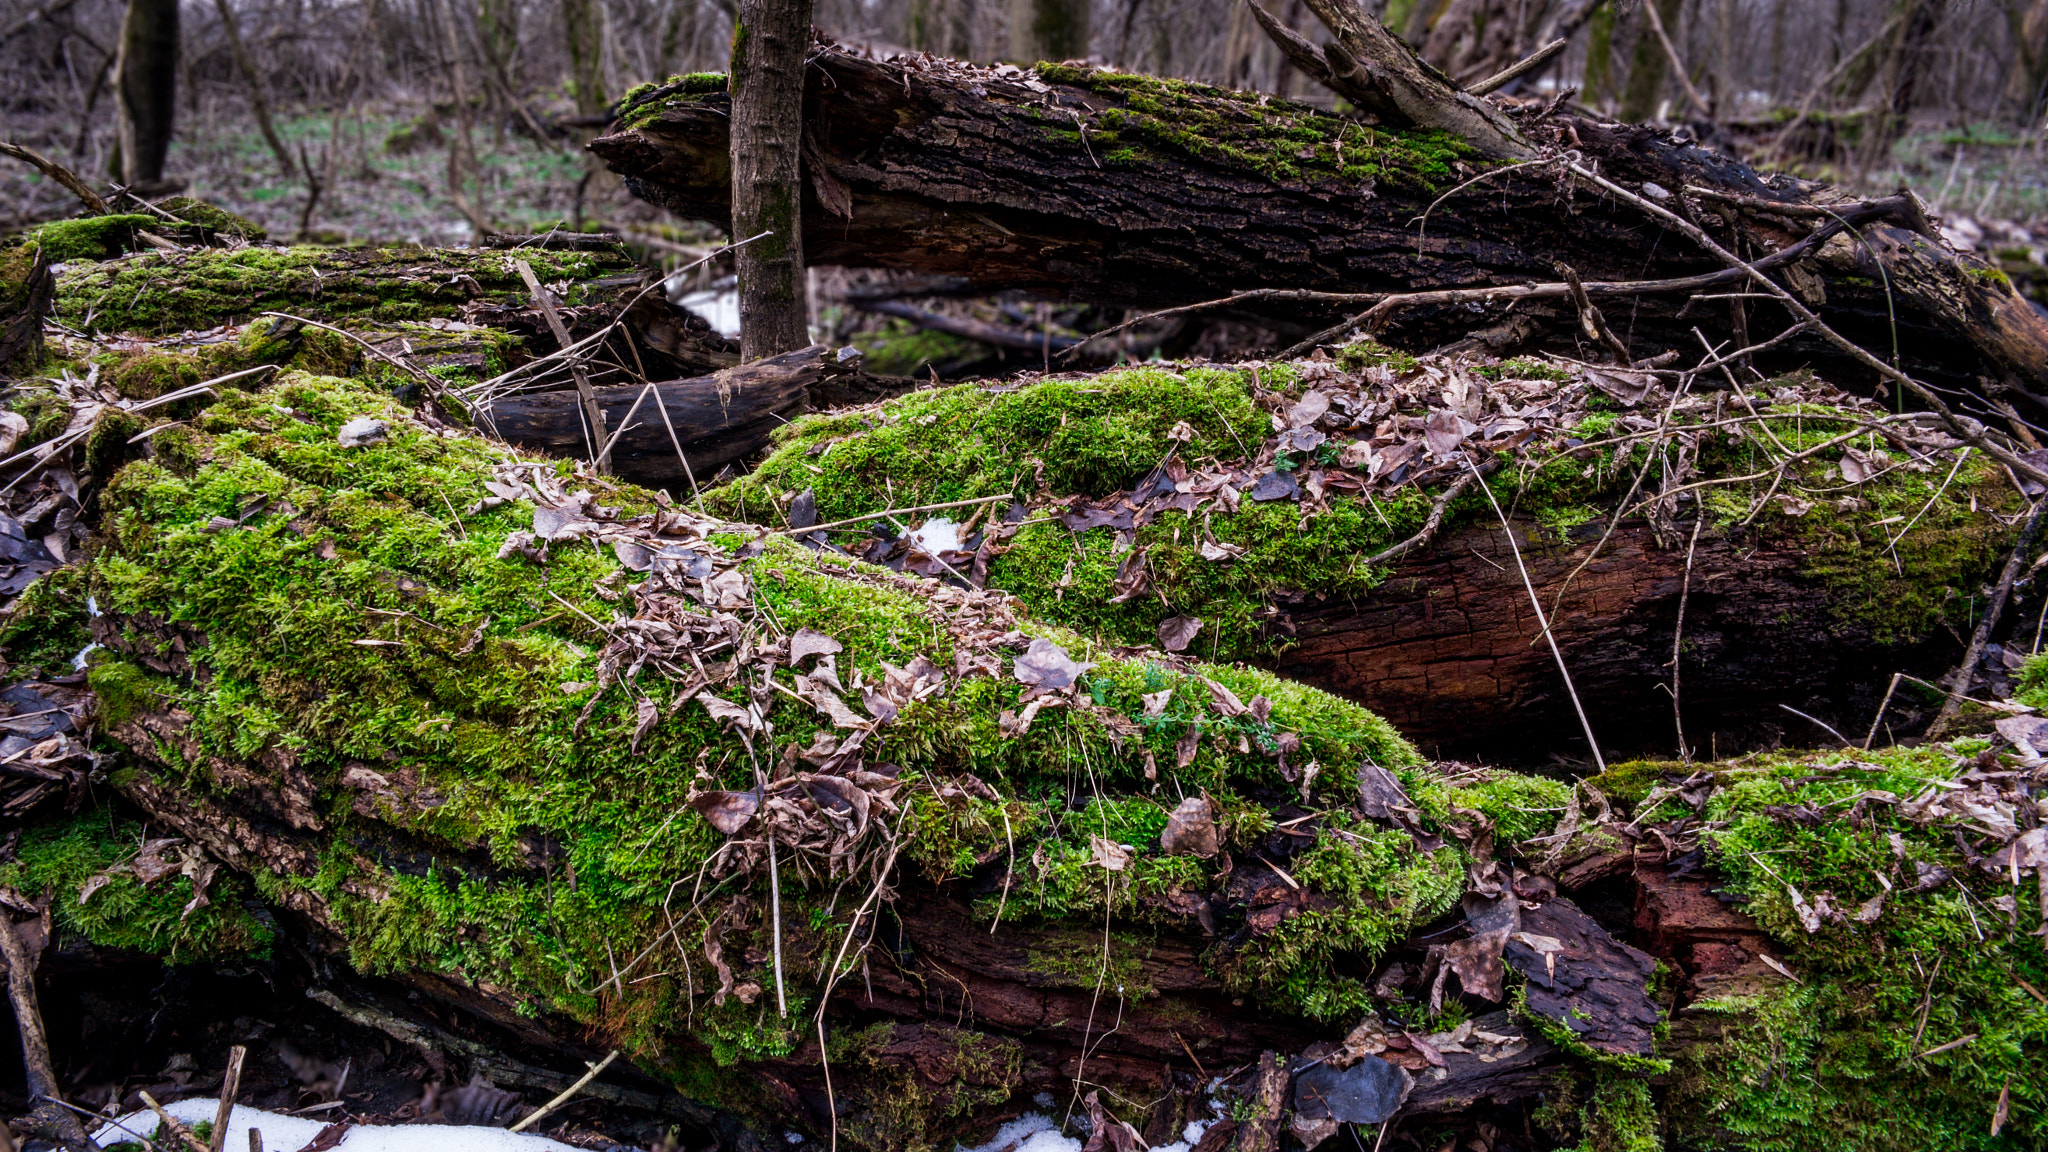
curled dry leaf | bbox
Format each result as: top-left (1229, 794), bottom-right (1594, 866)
top-left (1088, 836), bottom-right (1133, 872)
top-left (1157, 614), bottom-right (1202, 652)
top-left (1287, 390), bottom-right (1331, 429)
top-left (1205, 678), bottom-right (1248, 718)
top-left (1012, 637), bottom-right (1094, 696)
top-left (1160, 795), bottom-right (1218, 857)
top-left (1141, 689), bottom-right (1172, 718)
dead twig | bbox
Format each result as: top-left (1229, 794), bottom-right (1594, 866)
top-left (138, 1092), bottom-right (208, 1152)
top-left (0, 140), bottom-right (107, 215)
top-left (1672, 514), bottom-right (1704, 761)
top-left (1639, 0), bottom-right (1713, 120)
top-left (0, 913), bottom-right (89, 1151)
top-left (508, 1049), bottom-right (620, 1132)
top-left (1468, 37), bottom-right (1568, 96)
top-left (1357, 460), bottom-right (1495, 566)
top-left (1928, 498), bottom-right (2048, 738)
top-left (780, 494), bottom-right (1014, 536)
top-left (209, 1045), bottom-right (247, 1152)
top-left (514, 259), bottom-right (610, 471)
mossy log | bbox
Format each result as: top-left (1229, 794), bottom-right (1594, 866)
top-left (591, 49), bottom-right (2048, 410)
top-left (715, 351), bottom-right (2025, 762)
top-left (37, 367), bottom-right (2045, 1152)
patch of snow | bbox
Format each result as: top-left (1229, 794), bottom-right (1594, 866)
top-left (92, 1097), bottom-right (583, 1151)
top-left (676, 287), bottom-right (741, 338)
top-left (906, 517), bottom-right (962, 554)
top-left (70, 642), bottom-right (101, 670)
top-left (952, 1113), bottom-right (1211, 1152)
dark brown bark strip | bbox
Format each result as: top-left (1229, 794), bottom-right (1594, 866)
top-left (728, 0), bottom-right (814, 360)
top-left (482, 344), bottom-right (849, 487)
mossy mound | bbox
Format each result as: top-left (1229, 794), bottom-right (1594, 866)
top-left (707, 354), bottom-right (2019, 662)
top-left (78, 369), bottom-right (1572, 1140)
top-left (1652, 743), bottom-right (2047, 1151)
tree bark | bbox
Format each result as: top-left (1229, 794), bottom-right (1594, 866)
top-left (483, 344), bottom-right (855, 488)
top-left (729, 0), bottom-right (814, 362)
top-left (592, 46), bottom-right (2048, 412)
top-left (113, 0), bottom-right (179, 189)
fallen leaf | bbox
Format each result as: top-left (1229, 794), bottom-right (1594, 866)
top-left (1158, 615), bottom-right (1202, 652)
top-left (1089, 836), bottom-right (1133, 871)
top-left (1787, 883), bottom-right (1824, 932)
top-left (1080, 1090), bottom-right (1146, 1152)
top-left (131, 839), bottom-right (184, 884)
top-left (1160, 796), bottom-right (1218, 857)
top-left (1205, 678), bottom-right (1248, 717)
top-left (1012, 638), bottom-right (1094, 695)
top-left (1248, 470), bottom-right (1299, 502)
top-left (789, 628), bottom-right (843, 665)
top-left (1141, 689), bottom-right (1172, 718)
top-left (1356, 762), bottom-right (1415, 821)
top-left (77, 872), bottom-right (116, 905)
top-left (1199, 537), bottom-right (1246, 561)
top-left (336, 417), bottom-right (388, 448)
top-left (1509, 931), bottom-right (1564, 982)
top-left (797, 673), bottom-right (869, 729)
top-left (1287, 390), bottom-right (1331, 429)
top-left (689, 788), bottom-right (761, 835)
top-left (697, 693), bottom-right (765, 735)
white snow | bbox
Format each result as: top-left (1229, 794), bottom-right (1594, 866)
top-left (954, 1112), bottom-right (1212, 1152)
top-left (906, 517), bottom-right (962, 554)
top-left (91, 1096), bottom-right (584, 1151)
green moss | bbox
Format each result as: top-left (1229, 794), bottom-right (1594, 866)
top-left (1030, 64), bottom-right (1478, 190)
top-left (0, 565), bottom-right (91, 672)
top-left (54, 246), bottom-right (612, 335)
top-left (23, 215), bottom-right (163, 262)
top-left (0, 811), bottom-right (273, 962)
top-left (158, 197), bottom-right (267, 243)
top-left (1663, 745), bottom-right (2047, 1150)
top-left (710, 366), bottom-right (2002, 665)
top-left (80, 369), bottom-right (1483, 1140)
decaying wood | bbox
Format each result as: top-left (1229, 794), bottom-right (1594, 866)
top-left (1280, 514), bottom-right (1977, 762)
top-left (481, 344), bottom-right (855, 487)
top-left (592, 46), bottom-right (2048, 409)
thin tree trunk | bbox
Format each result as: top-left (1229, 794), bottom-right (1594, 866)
top-left (1619, 0), bottom-right (1683, 121)
top-left (209, 0), bottom-right (294, 178)
top-left (113, 0), bottom-right (178, 188)
top-left (1007, 0), bottom-right (1089, 63)
top-left (729, 0), bottom-right (814, 360)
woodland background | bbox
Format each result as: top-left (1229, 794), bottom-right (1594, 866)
top-left (5, 0), bottom-right (2048, 287)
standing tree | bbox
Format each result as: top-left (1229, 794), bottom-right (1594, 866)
top-left (1009, 0), bottom-right (1089, 62)
top-left (729, 0), bottom-right (814, 360)
top-left (113, 0), bottom-right (179, 189)
top-left (1618, 0), bottom-right (1684, 121)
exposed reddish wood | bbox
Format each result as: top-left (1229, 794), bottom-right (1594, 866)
top-left (1277, 517), bottom-right (1973, 762)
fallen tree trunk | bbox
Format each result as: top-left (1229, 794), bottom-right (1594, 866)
top-left (591, 48), bottom-right (2048, 415)
top-left (25, 365), bottom-right (2043, 1151)
top-left (714, 344), bottom-right (2027, 762)
top-left (481, 344), bottom-right (859, 487)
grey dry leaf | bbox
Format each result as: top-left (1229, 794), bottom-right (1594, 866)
top-left (1167, 420), bottom-right (1197, 442)
top-left (1157, 615), bottom-right (1202, 652)
top-left (1787, 883), bottom-right (1824, 933)
top-left (1198, 537), bottom-right (1246, 561)
top-left (1205, 678), bottom-right (1248, 718)
top-left (1423, 408), bottom-right (1478, 458)
top-left (131, 838), bottom-right (185, 884)
top-left (788, 627), bottom-right (843, 665)
top-left (998, 699), bottom-right (1045, 738)
top-left (1509, 931), bottom-right (1564, 981)
top-left (797, 674), bottom-right (868, 729)
top-left (1088, 835), bottom-right (1133, 872)
top-left (77, 872), bottom-right (116, 905)
top-left (688, 788), bottom-right (761, 835)
top-left (1287, 389), bottom-right (1331, 429)
top-left (1356, 762), bottom-right (1414, 820)
top-left (1012, 637), bottom-right (1094, 695)
top-left (1337, 440), bottom-right (1373, 470)
top-left (1160, 795), bottom-right (1219, 857)
top-left (697, 692), bottom-right (765, 735)
top-left (1141, 689), bottom-right (1172, 718)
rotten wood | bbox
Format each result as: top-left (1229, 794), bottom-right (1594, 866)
top-left (592, 46), bottom-right (2048, 411)
top-left (482, 344), bottom-right (849, 487)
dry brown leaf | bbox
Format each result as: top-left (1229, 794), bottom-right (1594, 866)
top-left (1158, 615), bottom-right (1202, 652)
top-left (689, 788), bottom-right (761, 835)
top-left (1088, 836), bottom-right (1133, 872)
top-left (1160, 795), bottom-right (1219, 857)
